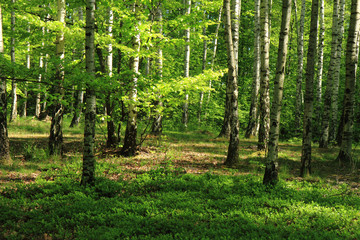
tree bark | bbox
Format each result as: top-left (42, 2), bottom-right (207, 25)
top-left (70, 8), bottom-right (85, 128)
top-left (121, 2), bottom-right (140, 157)
top-left (336, 0), bottom-right (360, 164)
top-left (258, 0), bottom-right (271, 150)
top-left (49, 0), bottom-right (66, 156)
top-left (218, 0), bottom-right (240, 138)
top-left (206, 7), bottom-right (222, 117)
top-left (319, 0), bottom-right (340, 148)
top-left (314, 0), bottom-right (324, 122)
top-left (263, 0), bottom-right (291, 185)
top-left (198, 14), bottom-right (207, 124)
top-left (49, 0), bottom-right (66, 155)
top-left (331, 0), bottom-right (345, 142)
top-left (35, 24), bottom-right (45, 119)
top-left (151, 3), bottom-right (163, 135)
top-left (81, 0), bottom-right (96, 186)
top-left (22, 25), bottom-right (30, 117)
top-left (0, 3), bottom-right (11, 164)
top-left (182, 0), bottom-right (191, 128)
top-left (223, 0), bottom-right (240, 167)
top-left (300, 0), bottom-right (319, 177)
top-left (294, 0), bottom-right (305, 133)
top-left (105, 6), bottom-right (118, 147)
top-left (10, 0), bottom-right (17, 122)
top-left (245, 0), bottom-right (260, 138)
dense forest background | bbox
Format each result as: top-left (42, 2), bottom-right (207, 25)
top-left (1, 0), bottom-right (360, 238)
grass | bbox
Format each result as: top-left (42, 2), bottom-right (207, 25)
top-left (1, 117), bottom-right (360, 239)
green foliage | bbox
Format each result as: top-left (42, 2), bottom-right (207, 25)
top-left (23, 143), bottom-right (48, 163)
top-left (1, 171), bottom-right (359, 239)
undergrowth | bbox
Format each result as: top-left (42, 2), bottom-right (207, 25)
top-left (1, 118), bottom-right (359, 239)
top-left (1, 168), bottom-right (359, 239)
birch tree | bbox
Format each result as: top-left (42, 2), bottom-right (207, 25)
top-left (315, 0), bottom-right (325, 115)
top-left (105, 6), bottom-right (118, 147)
top-left (49, 0), bottom-right (66, 156)
top-left (35, 25), bottom-right (45, 119)
top-left (218, 0), bottom-right (240, 138)
top-left (10, 0), bottom-right (17, 122)
top-left (121, 2), bottom-right (141, 156)
top-left (0, 3), bottom-right (11, 164)
top-left (319, 0), bottom-right (342, 148)
top-left (300, 0), bottom-right (319, 177)
top-left (70, 8), bottom-right (85, 128)
top-left (223, 0), bottom-right (240, 167)
top-left (336, 0), bottom-right (360, 164)
top-left (294, 0), bottom-right (305, 131)
top-left (198, 12), bottom-right (207, 124)
top-left (182, 0), bottom-right (191, 128)
top-left (151, 3), bottom-right (164, 135)
top-left (245, 0), bottom-right (260, 138)
top-left (258, 0), bottom-right (271, 150)
top-left (331, 0), bottom-right (345, 141)
top-left (23, 25), bottom-right (30, 117)
top-left (263, 0), bottom-right (291, 185)
top-left (81, 0), bottom-right (96, 186)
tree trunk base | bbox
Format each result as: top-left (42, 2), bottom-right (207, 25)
top-left (263, 162), bottom-right (278, 185)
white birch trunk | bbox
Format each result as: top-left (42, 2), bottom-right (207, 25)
top-left (331, 0), bottom-right (345, 141)
top-left (151, 3), bottom-right (164, 135)
top-left (245, 0), bottom-right (260, 138)
top-left (81, 0), bottom-right (96, 186)
top-left (295, 0), bottom-right (306, 131)
top-left (258, 0), bottom-right (271, 150)
top-left (121, 2), bottom-right (140, 156)
top-left (10, 0), bottom-right (17, 122)
top-left (320, 0), bottom-right (340, 148)
top-left (336, 0), bottom-right (360, 164)
top-left (182, 0), bottom-right (191, 128)
top-left (223, 0), bottom-right (240, 167)
top-left (300, 0), bottom-right (319, 177)
top-left (263, 0), bottom-right (291, 185)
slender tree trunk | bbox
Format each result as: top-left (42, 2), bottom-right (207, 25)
top-left (232, 0), bottom-right (241, 76)
top-left (35, 25), bottom-right (45, 119)
top-left (0, 3), bottom-right (11, 164)
top-left (294, 0), bottom-right (305, 132)
top-left (223, 0), bottom-right (240, 167)
top-left (81, 0), bottom-right (96, 186)
top-left (331, 0), bottom-right (345, 141)
top-left (300, 0), bottom-right (319, 177)
top-left (182, 0), bottom-right (191, 128)
top-left (121, 2), bottom-right (140, 157)
top-left (319, 0), bottom-right (340, 148)
top-left (258, 0), bottom-right (271, 150)
top-left (206, 7), bottom-right (222, 118)
top-left (218, 0), bottom-right (240, 138)
top-left (105, 6), bottom-right (118, 147)
top-left (314, 0), bottom-right (324, 122)
top-left (245, 0), bottom-right (260, 138)
top-left (70, 8), bottom-right (85, 127)
top-left (10, 0), bottom-right (17, 122)
top-left (336, 0), bottom-right (360, 164)
top-left (151, 3), bottom-right (163, 135)
top-left (198, 14), bottom-right (207, 124)
top-left (23, 25), bottom-right (31, 118)
top-left (49, 0), bottom-right (66, 156)
top-left (263, 0), bottom-right (291, 185)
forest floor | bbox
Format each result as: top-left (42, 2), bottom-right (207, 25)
top-left (1, 117), bottom-right (360, 239)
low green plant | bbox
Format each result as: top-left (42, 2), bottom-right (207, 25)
top-left (23, 143), bottom-right (49, 162)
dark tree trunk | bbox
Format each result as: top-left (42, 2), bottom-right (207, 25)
top-left (300, 0), bottom-right (319, 177)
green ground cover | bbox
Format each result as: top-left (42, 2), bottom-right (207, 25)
top-left (0, 118), bottom-right (359, 239)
